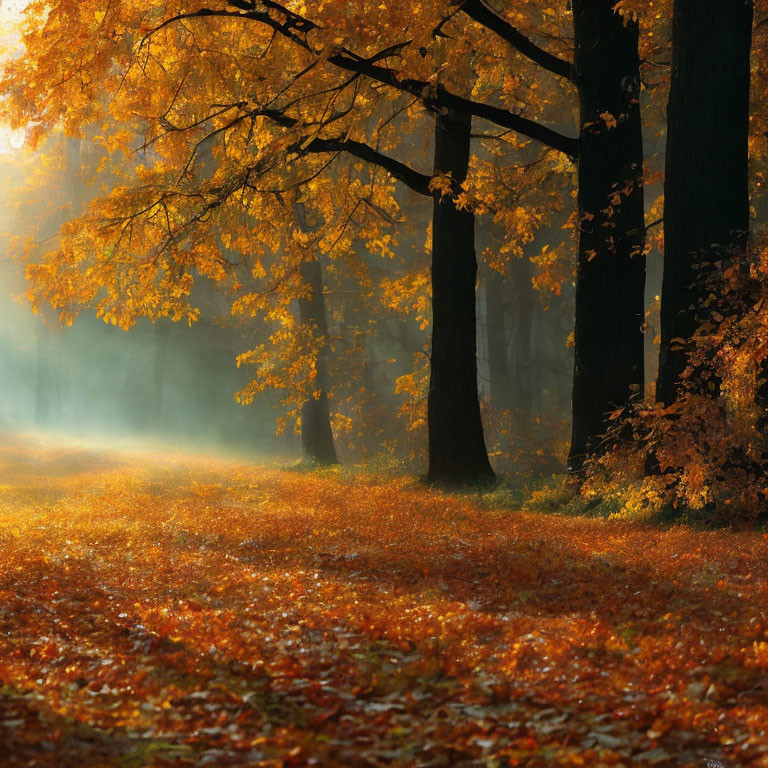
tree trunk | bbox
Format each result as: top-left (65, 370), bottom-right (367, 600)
top-left (656, 0), bottom-right (753, 406)
top-left (427, 110), bottom-right (495, 486)
top-left (569, 1), bottom-right (646, 470)
top-left (485, 267), bottom-right (513, 410)
top-left (509, 256), bottom-right (533, 414)
top-left (298, 255), bottom-right (339, 465)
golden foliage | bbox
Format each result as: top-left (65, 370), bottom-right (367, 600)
top-left (587, 237), bottom-right (768, 522)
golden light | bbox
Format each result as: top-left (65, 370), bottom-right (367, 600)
top-left (0, 1), bottom-right (28, 152)
top-left (0, 125), bottom-right (24, 153)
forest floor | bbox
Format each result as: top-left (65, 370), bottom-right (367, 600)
top-left (0, 436), bottom-right (767, 767)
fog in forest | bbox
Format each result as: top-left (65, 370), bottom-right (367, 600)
top-left (0, 157), bottom-right (287, 456)
top-left (0, 162), bottom-right (568, 468)
top-left (0, 139), bottom-right (670, 470)
top-left (0, 0), bottom-right (684, 476)
top-left (0, 267), bottom-right (287, 459)
top-left (4, 1), bottom-right (768, 765)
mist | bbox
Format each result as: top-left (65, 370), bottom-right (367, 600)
top-left (1, 1), bottom-right (767, 766)
top-left (0, 175), bottom-right (291, 458)
top-left (0, 133), bottom-right (584, 473)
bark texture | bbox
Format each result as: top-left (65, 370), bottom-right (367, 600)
top-left (569, 0), bottom-right (646, 470)
top-left (656, 0), bottom-right (753, 406)
top-left (298, 256), bottom-right (339, 466)
top-left (427, 110), bottom-right (495, 486)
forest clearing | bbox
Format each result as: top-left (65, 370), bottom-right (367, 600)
top-left (0, 436), bottom-right (767, 767)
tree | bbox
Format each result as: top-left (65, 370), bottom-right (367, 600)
top-left (287, 203), bottom-right (339, 465)
top-left (508, 256), bottom-right (535, 414)
top-left (152, 321), bottom-right (171, 431)
top-left (4, 0), bottom-right (583, 486)
top-left (656, 0), bottom-right (754, 405)
top-left (459, 1), bottom-right (648, 471)
top-left (296, 255), bottom-right (339, 465)
top-left (568, 0), bottom-right (646, 470)
top-left (484, 265), bottom-right (514, 412)
top-left (427, 110), bottom-right (494, 484)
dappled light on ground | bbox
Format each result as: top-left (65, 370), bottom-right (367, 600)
top-left (1, 437), bottom-right (767, 766)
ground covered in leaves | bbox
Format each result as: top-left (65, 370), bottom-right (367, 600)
top-left (1, 437), bottom-right (767, 767)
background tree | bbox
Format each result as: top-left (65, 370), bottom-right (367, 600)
top-left (294, 202), bottom-right (339, 465)
top-left (3, 0), bottom-right (583, 485)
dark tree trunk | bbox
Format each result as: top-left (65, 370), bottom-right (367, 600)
top-left (569, 1), bottom-right (646, 470)
top-left (656, 0), bottom-right (753, 406)
top-left (427, 110), bottom-right (495, 486)
top-left (485, 267), bottom-right (513, 410)
top-left (298, 255), bottom-right (339, 466)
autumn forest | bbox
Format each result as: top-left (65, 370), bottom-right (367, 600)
top-left (0, 0), bottom-right (768, 766)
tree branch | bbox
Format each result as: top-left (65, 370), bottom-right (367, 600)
top-left (431, 85), bottom-right (578, 156)
top-left (317, 54), bottom-right (578, 156)
top-left (298, 136), bottom-right (432, 196)
top-left (459, 0), bottom-right (575, 83)
top-left (254, 108), bottom-right (432, 195)
top-left (145, 5), bottom-right (579, 158)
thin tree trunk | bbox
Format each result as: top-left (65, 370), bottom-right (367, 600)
top-left (569, 1), bottom-right (646, 470)
top-left (485, 267), bottom-right (513, 410)
top-left (509, 256), bottom-right (533, 414)
top-left (427, 110), bottom-right (495, 486)
top-left (298, 255), bottom-right (339, 465)
top-left (656, 0), bottom-right (753, 405)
